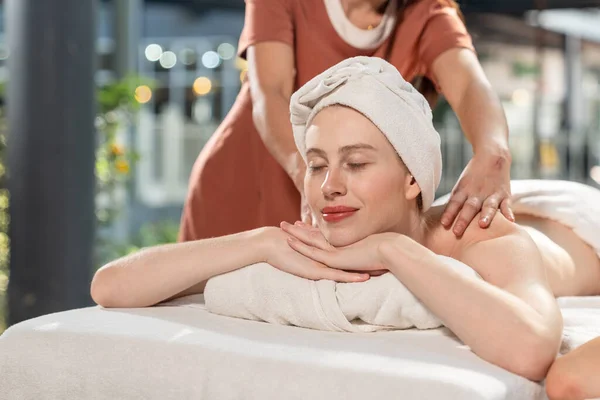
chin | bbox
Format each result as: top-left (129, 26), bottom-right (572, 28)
top-left (321, 226), bottom-right (367, 248)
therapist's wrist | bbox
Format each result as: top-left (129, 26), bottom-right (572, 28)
top-left (283, 152), bottom-right (306, 193)
top-left (473, 138), bottom-right (512, 164)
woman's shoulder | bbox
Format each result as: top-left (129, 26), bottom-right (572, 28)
top-left (428, 207), bottom-right (524, 258)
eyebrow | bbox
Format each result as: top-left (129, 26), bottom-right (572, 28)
top-left (305, 143), bottom-right (377, 158)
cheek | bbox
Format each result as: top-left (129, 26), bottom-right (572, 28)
top-left (304, 176), bottom-right (322, 209)
top-left (352, 171), bottom-right (404, 207)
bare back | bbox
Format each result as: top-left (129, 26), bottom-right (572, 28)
top-left (516, 214), bottom-right (600, 297)
top-left (426, 206), bottom-right (600, 297)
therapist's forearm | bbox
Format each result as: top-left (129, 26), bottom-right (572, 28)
top-left (454, 79), bottom-right (510, 158)
top-left (252, 91), bottom-right (305, 190)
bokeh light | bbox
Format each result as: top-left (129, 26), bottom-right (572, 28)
top-left (217, 43), bottom-right (236, 60)
top-left (159, 51), bottom-right (177, 69)
top-left (201, 51), bottom-right (221, 69)
top-left (145, 44), bottom-right (163, 62)
top-left (193, 77), bottom-right (212, 96)
top-left (135, 85), bottom-right (153, 104)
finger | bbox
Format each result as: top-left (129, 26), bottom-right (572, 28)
top-left (367, 269), bottom-right (388, 277)
top-left (452, 196), bottom-right (483, 236)
top-left (441, 193), bottom-right (468, 227)
top-left (348, 269), bottom-right (388, 276)
top-left (292, 259), bottom-right (368, 283)
top-left (500, 198), bottom-right (515, 222)
top-left (318, 267), bottom-right (370, 283)
top-left (281, 221), bottom-right (330, 250)
top-left (287, 235), bottom-right (333, 265)
top-left (478, 196), bottom-right (501, 228)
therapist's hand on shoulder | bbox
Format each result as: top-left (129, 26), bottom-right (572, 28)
top-left (442, 150), bottom-right (514, 236)
top-left (431, 48), bottom-right (515, 236)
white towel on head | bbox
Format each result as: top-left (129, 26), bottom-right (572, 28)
top-left (289, 56), bottom-right (442, 210)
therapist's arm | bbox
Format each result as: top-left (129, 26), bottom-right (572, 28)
top-left (433, 48), bottom-right (513, 235)
top-left (380, 218), bottom-right (562, 381)
top-left (247, 42), bottom-right (305, 191)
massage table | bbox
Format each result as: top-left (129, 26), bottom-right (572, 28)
top-left (1, 295), bottom-right (599, 400)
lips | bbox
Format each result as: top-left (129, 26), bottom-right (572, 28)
top-left (321, 206), bottom-right (359, 223)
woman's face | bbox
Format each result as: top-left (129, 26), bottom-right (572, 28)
top-left (303, 106), bottom-right (420, 247)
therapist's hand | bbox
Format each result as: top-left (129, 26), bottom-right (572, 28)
top-left (441, 151), bottom-right (514, 237)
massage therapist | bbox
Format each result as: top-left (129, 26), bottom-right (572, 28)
top-left (178, 0), bottom-right (514, 241)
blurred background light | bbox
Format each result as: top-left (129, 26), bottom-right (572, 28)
top-left (159, 51), bottom-right (177, 69)
top-left (144, 44), bottom-right (162, 62)
top-left (217, 43), bottom-right (235, 60)
top-left (201, 51), bottom-right (221, 69)
top-left (135, 85), bottom-right (152, 104)
top-left (193, 76), bottom-right (212, 96)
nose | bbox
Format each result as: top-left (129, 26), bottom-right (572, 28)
top-left (321, 167), bottom-right (346, 198)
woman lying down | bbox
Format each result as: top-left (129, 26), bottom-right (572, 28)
top-left (91, 57), bottom-right (600, 394)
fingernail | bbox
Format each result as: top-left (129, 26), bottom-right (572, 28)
top-left (295, 221), bottom-right (303, 226)
top-left (481, 216), bottom-right (489, 224)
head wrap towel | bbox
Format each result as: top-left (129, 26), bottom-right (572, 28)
top-left (290, 56), bottom-right (442, 210)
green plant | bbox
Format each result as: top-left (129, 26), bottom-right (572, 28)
top-left (95, 75), bottom-right (151, 229)
top-left (0, 109), bottom-right (7, 334)
top-left (511, 61), bottom-right (540, 78)
top-left (0, 75), bottom-right (152, 333)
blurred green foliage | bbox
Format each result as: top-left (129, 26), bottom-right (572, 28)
top-left (0, 75), bottom-right (180, 334)
top-left (98, 220), bottom-right (180, 263)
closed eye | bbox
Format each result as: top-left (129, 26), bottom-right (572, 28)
top-left (347, 163), bottom-right (367, 170)
top-left (308, 165), bottom-right (326, 173)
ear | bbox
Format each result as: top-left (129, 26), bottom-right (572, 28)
top-left (404, 175), bottom-right (422, 202)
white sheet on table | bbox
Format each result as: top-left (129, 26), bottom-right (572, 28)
top-left (8, 294), bottom-right (599, 400)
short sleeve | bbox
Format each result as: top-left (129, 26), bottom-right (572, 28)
top-left (417, 1), bottom-right (475, 83)
top-left (237, 0), bottom-right (295, 60)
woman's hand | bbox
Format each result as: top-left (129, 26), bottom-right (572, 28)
top-left (280, 221), bottom-right (396, 275)
top-left (261, 226), bottom-right (369, 283)
top-left (441, 151), bottom-right (514, 236)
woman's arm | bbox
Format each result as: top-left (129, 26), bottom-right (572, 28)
top-left (432, 48), bottom-right (513, 235)
top-left (91, 226), bottom-right (368, 309)
top-left (280, 221), bottom-right (562, 380)
top-left (379, 226), bottom-right (563, 381)
top-left (546, 336), bottom-right (600, 400)
top-left (91, 228), bottom-right (269, 308)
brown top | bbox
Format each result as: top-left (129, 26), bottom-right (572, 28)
top-left (238, 0), bottom-right (474, 89)
top-left (178, 0), bottom-right (474, 241)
